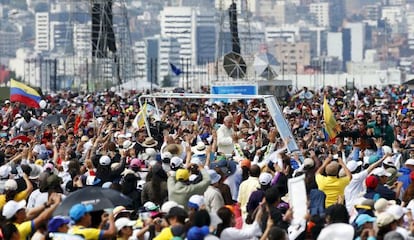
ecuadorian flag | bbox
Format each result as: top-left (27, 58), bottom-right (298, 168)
top-left (10, 79), bottom-right (41, 108)
top-left (323, 97), bottom-right (340, 142)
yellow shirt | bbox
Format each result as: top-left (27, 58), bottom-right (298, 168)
top-left (14, 220), bottom-right (33, 240)
top-left (0, 190), bottom-right (29, 209)
top-left (237, 177), bottom-right (260, 218)
top-left (69, 225), bottom-right (104, 240)
top-left (153, 227), bottom-right (173, 240)
top-left (316, 174), bottom-right (350, 207)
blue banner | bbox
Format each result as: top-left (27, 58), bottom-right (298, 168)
top-left (210, 85), bottom-right (257, 103)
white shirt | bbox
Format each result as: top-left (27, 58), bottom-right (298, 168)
top-left (15, 117), bottom-right (42, 132)
top-left (217, 125), bottom-right (234, 155)
top-left (27, 189), bottom-right (48, 209)
top-left (344, 170), bottom-right (368, 213)
top-left (219, 221), bottom-right (262, 240)
top-left (204, 185), bottom-right (225, 213)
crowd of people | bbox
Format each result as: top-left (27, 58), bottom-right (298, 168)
top-left (0, 85), bottom-right (414, 239)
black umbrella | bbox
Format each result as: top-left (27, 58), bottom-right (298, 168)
top-left (223, 52), bottom-right (246, 79)
top-left (53, 187), bottom-right (132, 216)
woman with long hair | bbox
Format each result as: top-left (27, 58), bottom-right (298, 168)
top-left (142, 164), bottom-right (168, 206)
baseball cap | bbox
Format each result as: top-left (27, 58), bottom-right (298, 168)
top-left (387, 204), bottom-right (407, 220)
top-left (365, 175), bottom-right (379, 189)
top-left (355, 214), bottom-right (376, 227)
top-left (115, 217), bottom-right (135, 231)
top-left (188, 195), bottom-right (205, 210)
top-left (161, 201), bottom-right (180, 213)
top-left (4, 179), bottom-right (17, 191)
top-left (371, 168), bottom-right (391, 177)
top-left (176, 169), bottom-right (189, 181)
top-left (69, 204), bottom-right (93, 221)
top-left (240, 159), bottom-right (251, 169)
top-left (376, 212), bottom-right (395, 227)
top-left (208, 169), bottom-right (221, 184)
top-left (99, 155), bottom-right (111, 166)
top-left (2, 200), bottom-right (26, 219)
top-left (259, 172), bottom-right (273, 185)
top-left (347, 160), bottom-right (362, 172)
top-left (187, 226), bottom-right (210, 240)
top-left (144, 201), bottom-right (159, 211)
top-left (48, 216), bottom-right (70, 233)
top-left (170, 157), bottom-right (184, 170)
top-left (130, 158), bottom-right (144, 168)
top-left (406, 159), bottom-right (414, 166)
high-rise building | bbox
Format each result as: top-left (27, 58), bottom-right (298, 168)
top-left (160, 7), bottom-right (216, 65)
top-left (35, 12), bottom-right (50, 52)
top-left (0, 26), bottom-right (20, 57)
top-left (134, 36), bottom-right (181, 86)
top-left (73, 23), bottom-right (91, 57)
top-left (344, 22), bottom-right (365, 62)
top-left (329, 0), bottom-right (345, 31)
top-left (50, 21), bottom-right (73, 53)
top-left (309, 2), bottom-right (330, 27)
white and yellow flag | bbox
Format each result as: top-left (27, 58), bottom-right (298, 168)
top-left (133, 102), bottom-right (147, 129)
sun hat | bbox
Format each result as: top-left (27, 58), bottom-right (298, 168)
top-left (208, 169), bottom-right (221, 184)
top-left (191, 142), bottom-right (207, 155)
top-left (376, 212), bottom-right (395, 228)
top-left (142, 137), bottom-right (158, 148)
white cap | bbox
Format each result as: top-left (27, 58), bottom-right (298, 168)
top-left (2, 200), bottom-right (26, 219)
top-left (386, 204), bottom-right (407, 220)
top-left (4, 179), bottom-right (17, 191)
top-left (406, 159), bottom-right (414, 166)
top-left (371, 167), bottom-right (391, 177)
top-left (170, 157), bottom-right (183, 169)
top-left (161, 201), bottom-right (181, 213)
top-left (115, 217), bottom-right (135, 231)
top-left (99, 155), bottom-right (111, 166)
top-left (259, 172), bottom-right (273, 185)
top-left (188, 195), bottom-right (205, 209)
top-left (346, 160), bottom-right (362, 172)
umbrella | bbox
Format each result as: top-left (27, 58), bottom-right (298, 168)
top-left (223, 52), bottom-right (246, 79)
top-left (53, 187), bottom-right (132, 216)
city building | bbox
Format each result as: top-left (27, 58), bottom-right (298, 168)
top-left (35, 12), bottom-right (50, 52)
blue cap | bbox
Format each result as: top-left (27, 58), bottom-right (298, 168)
top-left (48, 216), bottom-right (70, 232)
top-left (355, 214), bottom-right (376, 227)
top-left (69, 204), bottom-right (93, 221)
top-left (187, 226), bottom-right (210, 240)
